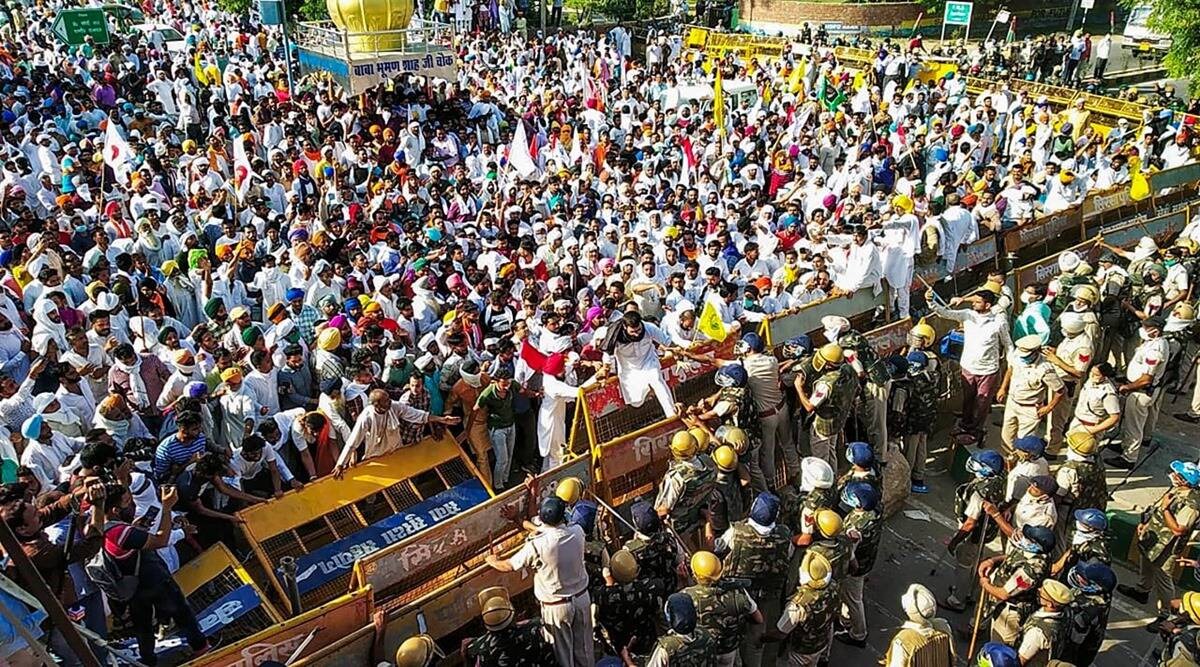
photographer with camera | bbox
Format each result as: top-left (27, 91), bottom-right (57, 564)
top-left (1, 477), bottom-right (107, 666)
top-left (95, 482), bottom-right (210, 665)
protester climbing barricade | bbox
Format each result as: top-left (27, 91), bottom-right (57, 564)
top-left (236, 435), bottom-right (492, 611)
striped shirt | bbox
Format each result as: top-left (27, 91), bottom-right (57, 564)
top-left (153, 433), bottom-right (209, 481)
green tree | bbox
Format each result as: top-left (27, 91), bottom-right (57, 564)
top-left (1124, 0), bottom-right (1200, 88)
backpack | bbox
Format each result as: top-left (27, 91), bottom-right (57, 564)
top-left (86, 536), bottom-right (141, 602)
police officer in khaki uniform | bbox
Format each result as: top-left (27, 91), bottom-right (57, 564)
top-left (883, 584), bottom-right (955, 667)
top-left (683, 551), bottom-right (763, 666)
top-left (1044, 315), bottom-right (1094, 453)
top-left (978, 524), bottom-right (1056, 644)
top-left (1118, 460), bottom-right (1200, 614)
top-left (998, 335), bottom-right (1066, 456)
top-left (716, 492), bottom-right (793, 667)
top-left (1053, 431), bottom-right (1108, 549)
top-left (655, 430), bottom-right (717, 550)
top-left (1016, 579), bottom-right (1074, 667)
top-left (1107, 315), bottom-right (1170, 470)
top-left (1068, 363), bottom-right (1122, 442)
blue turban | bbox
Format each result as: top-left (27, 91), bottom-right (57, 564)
top-left (21, 415), bottom-right (43, 439)
top-left (631, 500), bottom-right (659, 533)
top-left (664, 593), bottom-right (697, 634)
top-left (569, 500), bottom-right (598, 536)
top-left (286, 288), bottom-right (305, 302)
top-left (749, 492), bottom-right (780, 526)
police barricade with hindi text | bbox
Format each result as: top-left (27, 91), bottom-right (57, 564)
top-left (174, 543), bottom-right (285, 651)
top-left (236, 434), bottom-right (492, 611)
top-left (184, 587), bottom-right (374, 667)
top-left (762, 288), bottom-right (885, 349)
top-left (356, 456), bottom-right (593, 659)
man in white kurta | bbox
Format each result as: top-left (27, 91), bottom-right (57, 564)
top-left (333, 388), bottom-right (460, 474)
top-left (601, 311), bottom-right (677, 418)
top-left (834, 227), bottom-right (883, 295)
top-left (538, 353), bottom-right (582, 471)
top-left (880, 207), bottom-right (920, 318)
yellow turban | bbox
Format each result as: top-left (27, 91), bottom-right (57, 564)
top-left (317, 327), bottom-right (341, 351)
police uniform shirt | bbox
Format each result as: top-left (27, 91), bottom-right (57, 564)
top-left (1006, 352), bottom-right (1066, 403)
top-left (777, 597), bottom-right (814, 633)
top-left (1052, 334), bottom-right (1093, 381)
top-left (961, 488), bottom-right (987, 525)
top-left (995, 550), bottom-right (1042, 600)
top-left (809, 375), bottom-right (836, 408)
top-left (1127, 336), bottom-right (1170, 385)
top-left (1017, 609), bottom-right (1063, 663)
top-left (507, 523), bottom-right (589, 603)
top-left (1008, 458), bottom-right (1050, 502)
top-left (1073, 379), bottom-right (1121, 425)
top-left (655, 457), bottom-right (707, 512)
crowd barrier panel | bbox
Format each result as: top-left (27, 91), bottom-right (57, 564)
top-left (236, 434), bottom-right (492, 611)
top-left (289, 625), bottom-right (376, 667)
top-left (183, 587), bottom-right (374, 667)
top-left (174, 543), bottom-right (284, 650)
top-left (762, 288), bottom-right (885, 349)
top-left (351, 455), bottom-right (592, 610)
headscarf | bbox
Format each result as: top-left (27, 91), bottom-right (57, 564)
top-left (30, 299), bottom-right (68, 354)
top-left (115, 355), bottom-right (150, 409)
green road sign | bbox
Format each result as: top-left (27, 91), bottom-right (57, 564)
top-left (52, 8), bottom-right (110, 46)
top-left (943, 0), bottom-right (973, 26)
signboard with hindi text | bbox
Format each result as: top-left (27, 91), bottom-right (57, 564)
top-left (297, 48), bottom-right (457, 95)
top-left (52, 8), bottom-right (110, 45)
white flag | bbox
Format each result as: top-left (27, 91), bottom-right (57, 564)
top-left (103, 120), bottom-right (132, 171)
top-left (233, 134), bottom-right (256, 198)
top-left (509, 121), bottom-right (539, 179)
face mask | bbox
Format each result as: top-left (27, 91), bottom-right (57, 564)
top-left (1072, 526), bottom-right (1097, 545)
top-left (1139, 328), bottom-right (1153, 341)
top-left (1020, 293), bottom-right (1036, 304)
top-left (1022, 353), bottom-right (1039, 363)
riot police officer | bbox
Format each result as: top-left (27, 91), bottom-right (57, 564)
top-left (978, 524), bottom-right (1056, 645)
top-left (716, 492), bottom-right (792, 667)
top-left (837, 442), bottom-right (880, 499)
top-left (394, 635), bottom-right (441, 667)
top-left (974, 642), bottom-right (1020, 667)
top-left (1053, 430), bottom-right (1108, 549)
top-left (824, 315), bottom-right (891, 450)
top-left (595, 549), bottom-right (660, 659)
top-left (1015, 579), bottom-right (1073, 666)
top-left (794, 343), bottom-right (855, 471)
top-left (772, 551), bottom-right (839, 667)
top-left (809, 509), bottom-right (852, 582)
top-left (998, 335), bottom-right (1066, 457)
top-left (784, 457), bottom-right (837, 548)
top-left (624, 500), bottom-right (683, 603)
top-left (1051, 509), bottom-right (1111, 579)
top-left (683, 551), bottom-right (763, 666)
top-left (838, 481), bottom-right (883, 649)
top-left (647, 593), bottom-right (714, 666)
top-left (464, 588), bottom-right (558, 667)
top-left (1061, 559), bottom-right (1117, 666)
top-left (656, 430), bottom-right (717, 550)
top-left (691, 363), bottom-right (767, 493)
top-left (1117, 460), bottom-right (1200, 614)
top-left (1068, 363), bottom-right (1122, 445)
top-left (1155, 591), bottom-right (1200, 666)
top-left (883, 584), bottom-right (955, 667)
top-left (710, 445), bottom-right (747, 540)
top-left (944, 449), bottom-right (1008, 612)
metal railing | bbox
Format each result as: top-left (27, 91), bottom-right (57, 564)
top-left (294, 19), bottom-right (454, 61)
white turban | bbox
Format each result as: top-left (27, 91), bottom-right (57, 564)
top-left (901, 584), bottom-right (937, 622)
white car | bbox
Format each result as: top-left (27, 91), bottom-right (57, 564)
top-left (130, 23), bottom-right (188, 54)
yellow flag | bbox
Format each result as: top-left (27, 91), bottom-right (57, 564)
top-left (1130, 155), bottom-right (1151, 201)
top-left (698, 300), bottom-right (728, 342)
top-left (713, 69), bottom-right (726, 137)
top-left (194, 51), bottom-right (209, 87)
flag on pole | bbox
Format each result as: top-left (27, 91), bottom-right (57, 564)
top-left (1130, 155), bottom-right (1151, 201)
top-left (103, 120), bottom-right (132, 172)
top-left (713, 69), bottom-right (727, 137)
top-left (519, 339), bottom-right (548, 373)
top-left (509, 121), bottom-right (539, 179)
top-left (697, 300), bottom-right (728, 342)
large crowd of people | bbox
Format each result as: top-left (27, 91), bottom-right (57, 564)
top-left (3, 0), bottom-right (1200, 665)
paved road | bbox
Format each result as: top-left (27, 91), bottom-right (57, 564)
top-left (840, 398), bottom-right (1197, 666)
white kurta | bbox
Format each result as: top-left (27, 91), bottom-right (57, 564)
top-left (604, 324), bottom-right (677, 417)
top-left (880, 214), bottom-right (920, 290)
top-left (538, 375), bottom-right (579, 470)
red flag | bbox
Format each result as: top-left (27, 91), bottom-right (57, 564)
top-left (520, 340), bottom-right (548, 373)
top-left (529, 130), bottom-right (539, 160)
